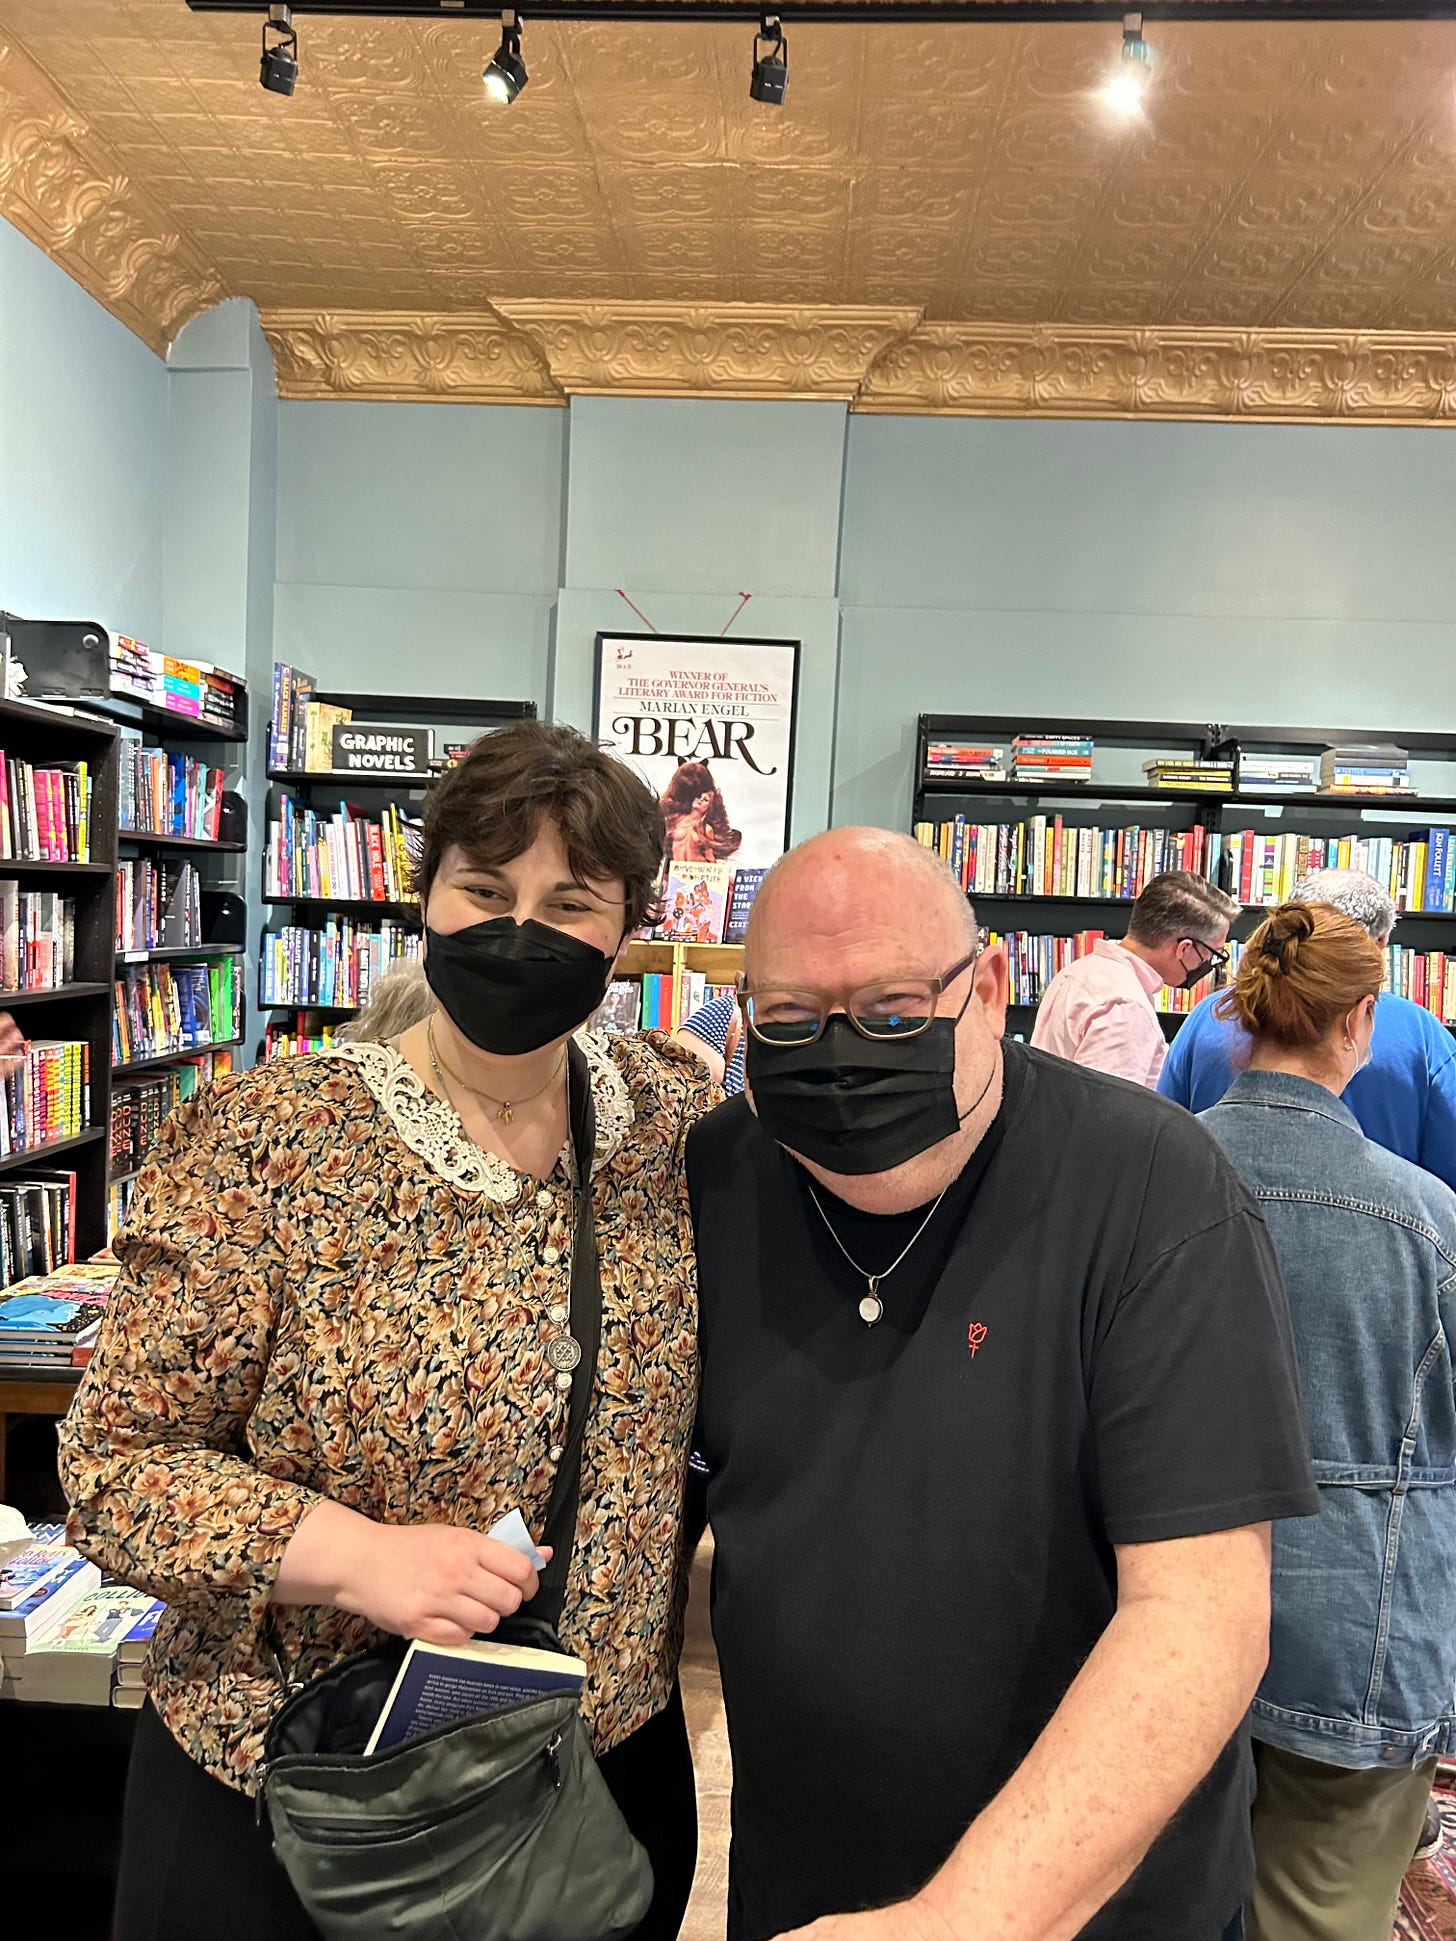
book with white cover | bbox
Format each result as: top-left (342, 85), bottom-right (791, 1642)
top-left (0, 1553), bottom-right (100, 1650)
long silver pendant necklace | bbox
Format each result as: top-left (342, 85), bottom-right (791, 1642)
top-left (805, 1180), bottom-right (951, 1327)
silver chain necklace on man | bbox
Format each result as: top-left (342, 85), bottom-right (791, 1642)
top-left (804, 1179), bottom-right (951, 1327)
top-left (801, 1043), bottom-right (1002, 1326)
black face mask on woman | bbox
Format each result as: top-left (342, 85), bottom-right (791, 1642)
top-left (745, 1002), bottom-right (994, 1177)
top-left (424, 917), bottom-right (613, 1056)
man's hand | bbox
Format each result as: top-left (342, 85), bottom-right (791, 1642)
top-left (0, 1012), bottom-right (26, 1078)
top-left (777, 1903), bottom-right (959, 1941)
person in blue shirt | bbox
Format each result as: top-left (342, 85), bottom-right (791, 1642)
top-left (673, 990), bottom-right (745, 1095)
top-left (1159, 867), bottom-right (1456, 1191)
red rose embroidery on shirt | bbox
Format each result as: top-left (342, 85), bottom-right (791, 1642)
top-left (967, 1323), bottom-right (988, 1357)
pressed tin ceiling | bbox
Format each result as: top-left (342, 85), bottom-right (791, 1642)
top-left (2, 0), bottom-right (1456, 415)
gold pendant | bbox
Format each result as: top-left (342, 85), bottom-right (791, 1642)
top-left (497, 1103), bottom-right (515, 1124)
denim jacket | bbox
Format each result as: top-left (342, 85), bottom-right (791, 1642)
top-left (1201, 1069), bottom-right (1456, 1769)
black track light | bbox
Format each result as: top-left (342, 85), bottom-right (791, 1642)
top-left (484, 10), bottom-right (529, 106)
top-left (750, 14), bottom-right (788, 107)
top-left (259, 2), bottom-right (298, 96)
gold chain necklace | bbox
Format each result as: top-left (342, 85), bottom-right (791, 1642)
top-left (426, 1016), bottom-right (566, 1125)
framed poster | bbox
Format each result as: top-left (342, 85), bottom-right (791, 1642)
top-left (593, 634), bottom-right (800, 870)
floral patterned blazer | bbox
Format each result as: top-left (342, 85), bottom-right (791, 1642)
top-left (58, 1031), bottom-right (714, 1795)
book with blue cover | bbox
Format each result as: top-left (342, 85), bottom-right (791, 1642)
top-left (365, 1636), bottom-right (587, 1756)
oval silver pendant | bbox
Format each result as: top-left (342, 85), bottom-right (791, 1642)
top-left (858, 1294), bottom-right (883, 1327)
top-left (546, 1334), bottom-right (582, 1373)
top-left (555, 1370), bottom-right (573, 1392)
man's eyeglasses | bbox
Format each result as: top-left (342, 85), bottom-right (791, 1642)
top-left (1183, 938), bottom-right (1230, 973)
top-left (739, 947), bottom-right (981, 1047)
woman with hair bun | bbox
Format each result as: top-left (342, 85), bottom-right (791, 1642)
top-left (1200, 901), bottom-right (1456, 1941)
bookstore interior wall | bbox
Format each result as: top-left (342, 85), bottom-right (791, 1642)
top-left (0, 223), bottom-right (168, 645)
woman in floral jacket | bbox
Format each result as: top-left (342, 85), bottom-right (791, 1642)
top-left (59, 722), bottom-right (717, 1941)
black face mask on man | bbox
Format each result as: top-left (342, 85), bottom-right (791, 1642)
top-left (1177, 940), bottom-right (1228, 991)
top-left (745, 982), bottom-right (993, 1177)
top-left (424, 916), bottom-right (613, 1057)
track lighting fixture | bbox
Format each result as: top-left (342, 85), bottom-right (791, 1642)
top-left (750, 15), bottom-right (788, 107)
top-left (1099, 10), bottom-right (1153, 116)
top-left (259, 2), bottom-right (298, 96)
top-left (483, 11), bottom-right (529, 106)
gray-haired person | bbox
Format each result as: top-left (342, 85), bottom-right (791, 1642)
top-left (335, 960), bottom-right (432, 1044)
top-left (1159, 867), bottom-right (1456, 1191)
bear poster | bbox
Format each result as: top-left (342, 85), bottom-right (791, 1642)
top-left (593, 634), bottom-right (799, 871)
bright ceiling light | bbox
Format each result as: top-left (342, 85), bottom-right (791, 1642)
top-left (483, 11), bottom-right (528, 106)
top-left (1100, 10), bottom-right (1153, 118)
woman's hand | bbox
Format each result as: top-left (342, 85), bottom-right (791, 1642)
top-left (344, 1524), bottom-right (549, 1646)
top-left (275, 1501), bottom-right (550, 1646)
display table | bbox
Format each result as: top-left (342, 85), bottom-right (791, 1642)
top-left (0, 1367), bottom-right (81, 1501)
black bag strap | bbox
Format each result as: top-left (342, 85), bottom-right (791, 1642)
top-left (524, 1036), bottom-right (599, 1627)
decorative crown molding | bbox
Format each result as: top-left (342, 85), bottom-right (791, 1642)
top-left (494, 302), bottom-right (923, 402)
top-left (260, 308), bottom-right (564, 405)
top-left (0, 34), bottom-right (222, 358)
top-left (857, 323), bottom-right (1456, 425)
top-left (257, 305), bottom-right (1456, 424)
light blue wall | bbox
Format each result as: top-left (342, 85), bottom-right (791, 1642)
top-left (274, 401), bottom-right (564, 706)
top-left (836, 416), bottom-right (1456, 831)
top-left (0, 217), bottom-right (168, 641)
top-left (554, 398), bottom-right (847, 842)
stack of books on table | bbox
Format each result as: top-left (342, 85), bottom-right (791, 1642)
top-left (1319, 744), bottom-right (1413, 795)
top-left (1143, 759), bottom-right (1235, 793)
top-left (1012, 737), bottom-right (1094, 785)
top-left (0, 1536), bottom-right (162, 1708)
top-left (1234, 752), bottom-right (1320, 794)
top-left (925, 742), bottom-right (1007, 782)
top-left (0, 1259), bottom-right (118, 1370)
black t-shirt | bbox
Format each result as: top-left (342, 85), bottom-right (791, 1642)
top-left (688, 1042), bottom-right (1318, 1941)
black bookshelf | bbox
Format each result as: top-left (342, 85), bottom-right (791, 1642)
top-left (915, 714), bottom-right (1456, 1033)
top-left (262, 688), bottom-right (533, 1053)
top-left (113, 703), bottom-right (250, 1097)
top-left (0, 697), bottom-right (119, 1263)
top-left (113, 1035), bottom-right (244, 1079)
top-left (118, 829), bottom-right (246, 855)
top-left (116, 944), bottom-right (244, 965)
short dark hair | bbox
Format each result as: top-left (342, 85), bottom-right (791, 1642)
top-left (416, 722), bottom-right (665, 936)
top-left (1126, 870), bottom-right (1241, 947)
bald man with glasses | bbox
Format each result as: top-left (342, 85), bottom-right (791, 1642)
top-left (688, 828), bottom-right (1317, 1941)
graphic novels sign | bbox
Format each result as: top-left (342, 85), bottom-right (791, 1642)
top-left (593, 634), bottom-right (799, 870)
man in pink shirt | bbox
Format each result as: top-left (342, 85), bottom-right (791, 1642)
top-left (1031, 872), bottom-right (1240, 1087)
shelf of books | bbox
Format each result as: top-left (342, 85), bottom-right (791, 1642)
top-left (914, 715), bottom-right (1456, 1036)
top-left (109, 684), bottom-right (250, 1190)
top-left (590, 860), bottom-right (763, 1037)
top-left (260, 670), bottom-right (536, 1059)
top-left (0, 694), bottom-right (120, 1310)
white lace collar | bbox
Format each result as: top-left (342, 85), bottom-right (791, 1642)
top-left (323, 1034), bottom-right (633, 1202)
